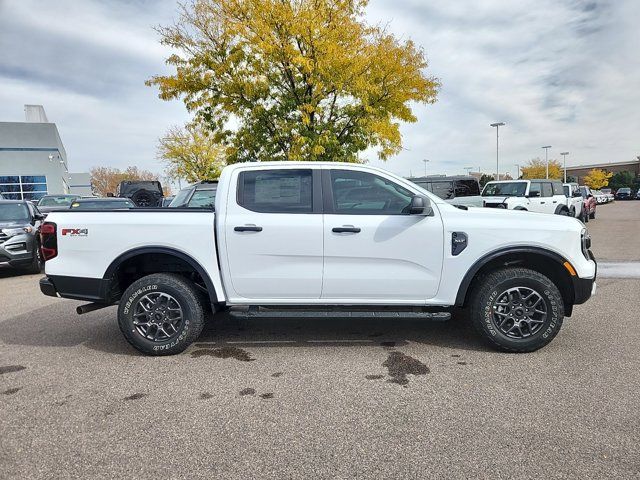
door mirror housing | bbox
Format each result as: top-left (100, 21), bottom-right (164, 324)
top-left (409, 195), bottom-right (432, 215)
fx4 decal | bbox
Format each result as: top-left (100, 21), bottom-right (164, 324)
top-left (61, 228), bottom-right (88, 236)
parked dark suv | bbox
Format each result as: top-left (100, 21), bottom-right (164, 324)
top-left (407, 175), bottom-right (483, 207)
top-left (615, 187), bottom-right (632, 200)
top-left (169, 181), bottom-right (218, 209)
top-left (0, 200), bottom-right (44, 273)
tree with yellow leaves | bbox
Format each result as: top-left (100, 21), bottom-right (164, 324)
top-left (583, 168), bottom-right (613, 189)
top-left (157, 124), bottom-right (227, 182)
top-left (521, 158), bottom-right (563, 180)
top-left (147, 0), bottom-right (439, 163)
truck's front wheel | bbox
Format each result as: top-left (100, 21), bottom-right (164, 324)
top-left (118, 273), bottom-right (205, 356)
top-left (470, 268), bottom-right (565, 352)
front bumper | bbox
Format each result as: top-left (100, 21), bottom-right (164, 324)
top-left (572, 250), bottom-right (597, 305)
top-left (0, 234), bottom-right (36, 267)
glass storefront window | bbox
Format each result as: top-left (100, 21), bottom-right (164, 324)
top-left (0, 175), bottom-right (47, 200)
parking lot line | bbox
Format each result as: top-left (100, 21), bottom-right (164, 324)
top-left (597, 262), bottom-right (640, 279)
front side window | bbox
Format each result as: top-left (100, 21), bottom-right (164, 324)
top-left (542, 183), bottom-right (553, 197)
top-left (330, 170), bottom-right (413, 214)
top-left (238, 169), bottom-right (313, 213)
top-left (552, 183), bottom-right (564, 195)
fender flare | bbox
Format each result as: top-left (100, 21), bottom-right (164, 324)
top-left (103, 246), bottom-right (218, 304)
top-left (513, 206), bottom-right (528, 211)
top-left (454, 246), bottom-right (571, 307)
top-left (554, 204), bottom-right (569, 215)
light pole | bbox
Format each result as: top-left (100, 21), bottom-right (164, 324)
top-left (464, 166), bottom-right (473, 176)
top-left (514, 164), bottom-right (520, 179)
top-left (542, 145), bottom-right (552, 179)
top-left (422, 159), bottom-right (430, 177)
top-left (560, 152), bottom-right (569, 183)
top-left (490, 122), bottom-right (505, 179)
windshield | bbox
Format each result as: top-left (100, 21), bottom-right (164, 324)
top-left (169, 187), bottom-right (193, 207)
top-left (38, 195), bottom-right (77, 207)
top-left (71, 200), bottom-right (134, 209)
top-left (0, 203), bottom-right (30, 222)
top-left (618, 188), bottom-right (631, 193)
top-left (482, 182), bottom-right (527, 197)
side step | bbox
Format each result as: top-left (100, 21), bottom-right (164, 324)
top-left (231, 306), bottom-right (451, 321)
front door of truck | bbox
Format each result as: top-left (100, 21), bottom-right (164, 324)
top-left (321, 168), bottom-right (444, 302)
top-left (223, 168), bottom-right (323, 300)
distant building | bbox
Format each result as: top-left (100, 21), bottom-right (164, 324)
top-left (0, 105), bottom-right (89, 201)
top-left (68, 172), bottom-right (93, 196)
top-left (564, 159), bottom-right (640, 184)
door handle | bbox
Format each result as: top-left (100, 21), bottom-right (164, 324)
top-left (552, 201), bottom-right (557, 204)
top-left (234, 225), bottom-right (263, 232)
top-left (332, 226), bottom-right (361, 233)
top-left (540, 201), bottom-right (546, 204)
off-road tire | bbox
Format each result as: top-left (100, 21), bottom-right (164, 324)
top-left (589, 209), bottom-right (596, 220)
top-left (118, 273), bottom-right (205, 356)
top-left (469, 267), bottom-right (565, 353)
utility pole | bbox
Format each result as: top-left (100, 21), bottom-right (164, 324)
top-left (542, 145), bottom-right (552, 179)
top-left (422, 159), bottom-right (430, 177)
top-left (560, 152), bottom-right (569, 183)
top-left (490, 123), bottom-right (505, 179)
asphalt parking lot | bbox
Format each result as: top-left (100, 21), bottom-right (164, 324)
top-left (1, 202), bottom-right (639, 479)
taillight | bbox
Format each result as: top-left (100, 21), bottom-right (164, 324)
top-left (40, 222), bottom-right (58, 261)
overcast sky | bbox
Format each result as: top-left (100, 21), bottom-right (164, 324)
top-left (0, 0), bottom-right (638, 179)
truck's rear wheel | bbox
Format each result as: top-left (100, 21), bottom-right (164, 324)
top-left (118, 273), bottom-right (205, 356)
top-left (470, 267), bottom-right (565, 352)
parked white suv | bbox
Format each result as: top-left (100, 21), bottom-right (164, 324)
top-left (482, 179), bottom-right (571, 215)
top-left (39, 162), bottom-right (596, 355)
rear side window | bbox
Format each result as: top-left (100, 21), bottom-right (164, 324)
top-left (542, 183), bottom-right (553, 197)
top-left (454, 180), bottom-right (480, 197)
top-left (238, 169), bottom-right (313, 213)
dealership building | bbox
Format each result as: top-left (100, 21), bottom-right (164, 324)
top-left (0, 105), bottom-right (90, 201)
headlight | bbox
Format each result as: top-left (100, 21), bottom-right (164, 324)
top-left (1, 226), bottom-right (32, 237)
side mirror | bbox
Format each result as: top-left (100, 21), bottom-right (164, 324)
top-left (573, 191), bottom-right (582, 197)
top-left (34, 213), bottom-right (45, 221)
top-left (527, 191), bottom-right (540, 198)
top-left (410, 195), bottom-right (432, 215)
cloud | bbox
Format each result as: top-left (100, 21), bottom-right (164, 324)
top-left (0, 0), bottom-right (638, 179)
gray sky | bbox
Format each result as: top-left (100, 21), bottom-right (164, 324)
top-left (0, 0), bottom-right (638, 179)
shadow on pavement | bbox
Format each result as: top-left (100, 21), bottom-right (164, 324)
top-left (0, 264), bottom-right (38, 279)
top-left (0, 301), bottom-right (491, 356)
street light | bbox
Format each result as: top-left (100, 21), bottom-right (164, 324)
top-left (464, 166), bottom-right (473, 176)
top-left (542, 146), bottom-right (552, 179)
top-left (560, 152), bottom-right (569, 183)
top-left (490, 122), bottom-right (505, 179)
top-left (514, 164), bottom-right (520, 179)
top-left (422, 159), bottom-right (430, 177)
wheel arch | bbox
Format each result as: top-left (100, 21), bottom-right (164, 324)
top-left (455, 246), bottom-right (576, 316)
top-left (554, 204), bottom-right (569, 215)
top-left (103, 246), bottom-right (219, 307)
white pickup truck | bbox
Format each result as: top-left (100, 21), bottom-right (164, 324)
top-left (39, 162), bottom-right (596, 355)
